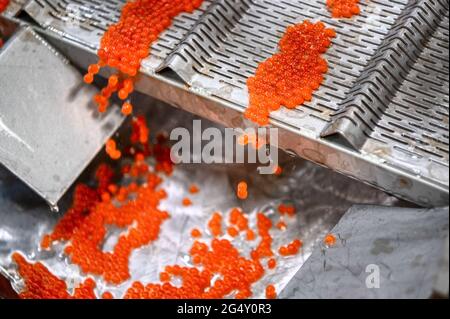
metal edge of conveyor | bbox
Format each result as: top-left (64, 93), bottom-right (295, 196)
top-left (28, 23), bottom-right (449, 208)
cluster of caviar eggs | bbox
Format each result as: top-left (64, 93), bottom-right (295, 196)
top-left (327, 0), bottom-right (361, 18)
top-left (12, 253), bottom-right (97, 299)
top-left (83, 0), bottom-right (204, 117)
top-left (245, 20), bottom-right (336, 126)
top-left (0, 0), bottom-right (9, 13)
top-left (236, 181), bottom-right (248, 200)
top-left (278, 239), bottom-right (303, 256)
top-left (13, 190), bottom-right (311, 299)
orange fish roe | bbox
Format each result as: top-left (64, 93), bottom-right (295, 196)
top-left (237, 181), bottom-right (248, 200)
top-left (279, 239), bottom-right (303, 256)
top-left (159, 272), bottom-right (171, 282)
top-left (191, 228), bottom-right (202, 238)
top-left (131, 116), bottom-right (150, 145)
top-left (267, 258), bottom-right (277, 270)
top-left (189, 184), bottom-right (200, 194)
top-left (251, 213), bottom-right (274, 259)
top-left (125, 239), bottom-right (264, 299)
top-left (278, 204), bottom-right (296, 217)
top-left (324, 233), bottom-right (337, 247)
top-left (154, 133), bottom-right (174, 176)
top-left (265, 284), bottom-right (277, 299)
top-left (0, 0), bottom-right (9, 13)
top-left (245, 21), bottom-right (336, 126)
top-left (182, 198), bottom-right (193, 207)
top-left (12, 253), bottom-right (97, 299)
top-left (121, 102), bottom-right (133, 116)
top-left (102, 292), bottom-right (114, 299)
top-left (229, 208), bottom-right (249, 231)
top-left (273, 165), bottom-right (283, 176)
top-left (65, 178), bottom-right (169, 284)
top-left (41, 164), bottom-right (114, 249)
top-left (85, 0), bottom-right (204, 114)
top-left (327, 0), bottom-right (360, 18)
top-left (208, 212), bottom-right (223, 237)
top-left (227, 226), bottom-right (239, 238)
top-left (246, 229), bottom-right (256, 241)
top-left (276, 221), bottom-right (287, 231)
top-left (106, 138), bottom-right (122, 160)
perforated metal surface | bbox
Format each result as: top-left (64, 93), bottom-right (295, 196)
top-left (369, 14), bottom-right (449, 166)
top-left (323, 0), bottom-right (448, 152)
top-left (24, 0), bottom-right (213, 70)
top-left (14, 0), bottom-right (450, 205)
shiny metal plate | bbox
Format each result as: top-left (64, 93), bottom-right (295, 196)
top-left (0, 25), bottom-right (124, 207)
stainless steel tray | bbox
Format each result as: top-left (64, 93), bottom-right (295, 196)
top-left (6, 0), bottom-right (450, 206)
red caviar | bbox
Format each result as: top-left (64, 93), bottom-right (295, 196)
top-left (245, 21), bottom-right (336, 126)
top-left (267, 258), bottom-right (277, 270)
top-left (41, 164), bottom-right (114, 249)
top-left (182, 198), bottom-right (193, 207)
top-left (159, 272), bottom-right (171, 282)
top-left (102, 292), bottom-right (114, 299)
top-left (12, 253), bottom-right (97, 299)
top-left (324, 233), bottom-right (337, 247)
top-left (246, 230), bottom-right (256, 241)
top-left (251, 213), bottom-right (274, 259)
top-left (189, 184), bottom-right (200, 194)
top-left (106, 138), bottom-right (122, 160)
top-left (274, 165), bottom-right (283, 176)
top-left (124, 238), bottom-right (264, 299)
top-left (191, 228), bottom-right (202, 238)
top-left (227, 226), bottom-right (239, 237)
top-left (121, 102), bottom-right (133, 116)
top-left (279, 239), bottom-right (302, 256)
top-left (84, 0), bottom-right (204, 115)
top-left (208, 212), bottom-right (223, 237)
top-left (0, 0), bottom-right (9, 13)
top-left (327, 0), bottom-right (360, 18)
top-left (278, 204), bottom-right (296, 217)
top-left (237, 181), bottom-right (248, 200)
top-left (276, 221), bottom-right (287, 231)
top-left (229, 208), bottom-right (249, 231)
top-left (265, 284), bottom-right (277, 299)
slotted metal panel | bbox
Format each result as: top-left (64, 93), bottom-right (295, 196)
top-left (14, 0), bottom-right (450, 206)
top-left (369, 15), bottom-right (449, 166)
top-left (163, 0), bottom-right (410, 132)
top-left (24, 0), bottom-right (214, 70)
